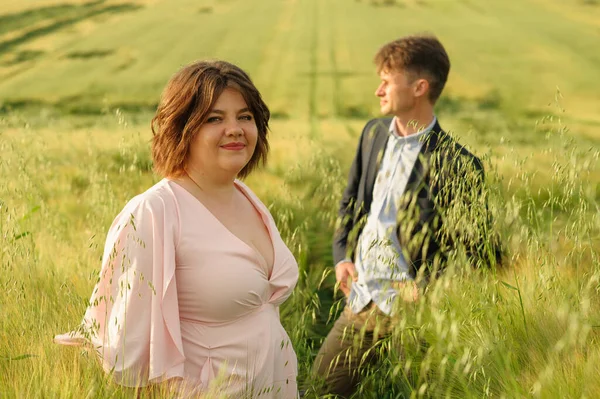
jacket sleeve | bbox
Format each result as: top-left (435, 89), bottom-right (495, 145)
top-left (55, 193), bottom-right (185, 387)
top-left (434, 149), bottom-right (503, 272)
top-left (332, 119), bottom-right (375, 265)
top-left (458, 158), bottom-right (503, 268)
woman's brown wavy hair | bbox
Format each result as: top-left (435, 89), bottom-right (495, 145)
top-left (151, 60), bottom-right (270, 179)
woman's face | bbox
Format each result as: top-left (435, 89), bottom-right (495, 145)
top-left (187, 87), bottom-right (258, 179)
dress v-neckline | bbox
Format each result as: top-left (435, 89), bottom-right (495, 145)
top-left (167, 179), bottom-right (276, 278)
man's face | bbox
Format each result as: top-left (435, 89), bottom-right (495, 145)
top-left (375, 68), bottom-right (418, 116)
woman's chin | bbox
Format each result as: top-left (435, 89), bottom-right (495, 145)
top-left (219, 161), bottom-right (250, 177)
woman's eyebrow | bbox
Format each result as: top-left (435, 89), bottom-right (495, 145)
top-left (208, 108), bottom-right (251, 114)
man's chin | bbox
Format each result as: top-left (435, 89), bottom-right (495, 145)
top-left (380, 106), bottom-right (392, 116)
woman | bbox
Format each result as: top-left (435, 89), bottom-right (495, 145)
top-left (55, 60), bottom-right (299, 398)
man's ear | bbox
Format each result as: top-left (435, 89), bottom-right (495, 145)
top-left (414, 78), bottom-right (430, 98)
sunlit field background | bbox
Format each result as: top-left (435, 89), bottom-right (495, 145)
top-left (1, 0), bottom-right (599, 397)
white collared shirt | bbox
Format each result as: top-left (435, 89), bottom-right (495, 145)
top-left (348, 116), bottom-right (437, 315)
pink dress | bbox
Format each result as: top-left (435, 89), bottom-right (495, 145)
top-left (55, 179), bottom-right (299, 398)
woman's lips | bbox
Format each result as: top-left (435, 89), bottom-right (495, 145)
top-left (221, 143), bottom-right (246, 151)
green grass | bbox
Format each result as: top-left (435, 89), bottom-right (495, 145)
top-left (1, 0), bottom-right (600, 397)
top-left (2, 0), bottom-right (600, 123)
top-left (1, 111), bottom-right (599, 398)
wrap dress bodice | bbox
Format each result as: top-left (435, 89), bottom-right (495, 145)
top-left (55, 179), bottom-right (299, 398)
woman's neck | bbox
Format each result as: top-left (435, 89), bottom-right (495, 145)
top-left (183, 167), bottom-right (237, 204)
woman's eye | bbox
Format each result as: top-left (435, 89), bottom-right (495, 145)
top-left (206, 116), bottom-right (221, 123)
top-left (239, 114), bottom-right (253, 121)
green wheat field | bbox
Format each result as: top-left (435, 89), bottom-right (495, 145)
top-left (1, 0), bottom-right (599, 397)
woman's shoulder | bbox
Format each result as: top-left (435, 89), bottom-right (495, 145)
top-left (119, 179), bottom-right (179, 218)
top-left (105, 179), bottom-right (180, 242)
top-left (235, 179), bottom-right (269, 210)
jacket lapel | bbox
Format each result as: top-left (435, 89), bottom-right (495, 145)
top-left (403, 122), bottom-right (443, 195)
top-left (364, 119), bottom-right (391, 204)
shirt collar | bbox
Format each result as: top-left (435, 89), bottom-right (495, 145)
top-left (389, 116), bottom-right (437, 144)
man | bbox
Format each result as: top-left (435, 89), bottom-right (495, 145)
top-left (312, 34), bottom-right (501, 397)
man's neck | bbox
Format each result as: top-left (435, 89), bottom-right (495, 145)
top-left (394, 109), bottom-right (435, 137)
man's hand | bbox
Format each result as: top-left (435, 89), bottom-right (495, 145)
top-left (335, 261), bottom-right (357, 297)
top-left (393, 281), bottom-right (419, 303)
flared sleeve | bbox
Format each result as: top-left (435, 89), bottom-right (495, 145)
top-left (55, 189), bottom-right (185, 386)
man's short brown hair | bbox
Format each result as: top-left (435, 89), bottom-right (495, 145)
top-left (374, 34), bottom-right (450, 103)
top-left (151, 60), bottom-right (270, 179)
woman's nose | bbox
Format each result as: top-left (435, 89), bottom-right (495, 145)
top-left (225, 120), bottom-right (244, 136)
